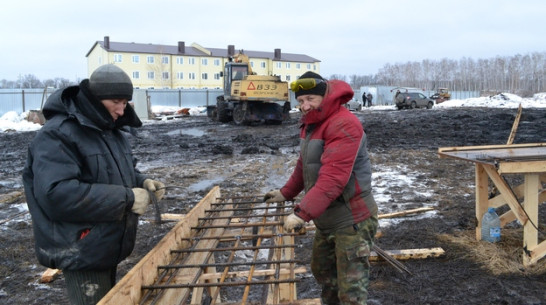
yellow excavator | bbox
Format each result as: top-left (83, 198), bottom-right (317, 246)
top-left (430, 88), bottom-right (451, 103)
top-left (207, 51), bottom-right (291, 125)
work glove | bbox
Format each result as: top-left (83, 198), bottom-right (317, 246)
top-left (143, 179), bottom-right (166, 201)
top-left (283, 213), bottom-right (305, 232)
top-left (131, 188), bottom-right (151, 215)
top-left (263, 189), bottom-right (286, 203)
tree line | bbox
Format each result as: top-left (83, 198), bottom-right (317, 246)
top-left (1, 75), bottom-right (78, 90)
top-left (3, 51), bottom-right (546, 97)
top-left (333, 51), bottom-right (546, 97)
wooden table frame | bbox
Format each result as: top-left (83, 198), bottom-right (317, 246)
top-left (439, 143), bottom-right (546, 266)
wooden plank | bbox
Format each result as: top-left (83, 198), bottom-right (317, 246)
top-left (369, 247), bottom-right (445, 261)
top-left (482, 164), bottom-right (529, 225)
top-left (160, 213), bottom-right (186, 221)
top-left (439, 142), bottom-right (546, 154)
top-left (98, 186), bottom-right (221, 305)
top-left (378, 207), bottom-right (434, 219)
top-left (40, 268), bottom-right (61, 283)
top-left (523, 174), bottom-right (540, 266)
top-left (525, 240), bottom-right (546, 266)
top-left (506, 103), bottom-right (523, 145)
top-left (0, 191), bottom-right (23, 204)
top-left (476, 164), bottom-right (490, 240)
top-left (498, 160), bottom-right (546, 174)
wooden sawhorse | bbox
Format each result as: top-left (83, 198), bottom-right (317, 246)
top-left (439, 143), bottom-right (546, 266)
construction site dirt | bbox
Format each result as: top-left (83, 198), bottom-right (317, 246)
top-left (1, 106), bottom-right (545, 304)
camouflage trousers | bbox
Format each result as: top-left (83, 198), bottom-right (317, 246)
top-left (311, 216), bottom-right (378, 305)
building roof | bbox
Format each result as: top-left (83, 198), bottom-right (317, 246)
top-left (86, 38), bottom-right (320, 63)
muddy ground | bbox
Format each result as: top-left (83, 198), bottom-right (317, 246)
top-left (1, 106), bottom-right (546, 304)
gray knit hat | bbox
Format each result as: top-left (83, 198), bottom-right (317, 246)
top-left (89, 64), bottom-right (133, 101)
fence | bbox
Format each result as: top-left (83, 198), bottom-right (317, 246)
top-left (0, 88), bottom-right (227, 117)
top-left (357, 86), bottom-right (480, 105)
top-left (0, 88), bottom-right (301, 118)
top-left (1, 86), bottom-right (480, 117)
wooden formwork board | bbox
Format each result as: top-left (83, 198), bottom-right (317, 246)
top-left (99, 186), bottom-right (320, 305)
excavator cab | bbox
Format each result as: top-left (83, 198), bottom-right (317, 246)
top-left (222, 62), bottom-right (249, 99)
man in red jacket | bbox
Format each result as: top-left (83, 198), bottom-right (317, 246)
top-left (264, 71), bottom-right (378, 304)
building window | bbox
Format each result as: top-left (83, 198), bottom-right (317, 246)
top-left (214, 73), bottom-right (220, 80)
top-left (286, 63), bottom-right (291, 69)
top-left (286, 75), bottom-right (291, 81)
top-left (132, 55), bottom-right (140, 63)
top-left (307, 64), bottom-right (311, 69)
top-left (177, 57), bottom-right (183, 64)
top-left (162, 72), bottom-right (169, 80)
top-left (147, 71), bottom-right (155, 79)
top-left (214, 59), bottom-right (220, 66)
top-left (189, 72), bottom-right (196, 80)
top-left (188, 58), bottom-right (195, 65)
top-left (114, 54), bottom-right (122, 63)
top-left (132, 71), bottom-right (140, 79)
top-left (276, 62), bottom-right (282, 68)
top-left (177, 72), bottom-right (184, 79)
top-left (261, 62), bottom-right (266, 68)
top-left (201, 73), bottom-right (208, 80)
top-left (201, 58), bottom-right (208, 65)
top-left (250, 62), bottom-right (254, 68)
top-left (296, 63), bottom-right (301, 69)
top-left (162, 56), bottom-right (169, 64)
top-left (147, 56), bottom-right (154, 64)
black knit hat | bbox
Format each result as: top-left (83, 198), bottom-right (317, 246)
top-left (89, 64), bottom-right (133, 101)
top-left (295, 71), bottom-right (327, 98)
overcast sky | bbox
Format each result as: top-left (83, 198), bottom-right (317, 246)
top-left (1, 0), bottom-right (545, 82)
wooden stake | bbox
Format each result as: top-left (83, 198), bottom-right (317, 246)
top-left (507, 103), bottom-right (523, 145)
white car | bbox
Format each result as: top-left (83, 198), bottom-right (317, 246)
top-left (345, 99), bottom-right (363, 111)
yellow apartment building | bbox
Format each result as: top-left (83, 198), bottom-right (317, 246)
top-left (86, 36), bottom-right (321, 89)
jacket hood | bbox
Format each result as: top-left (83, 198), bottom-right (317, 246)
top-left (42, 80), bottom-right (142, 130)
top-left (301, 79), bottom-right (354, 125)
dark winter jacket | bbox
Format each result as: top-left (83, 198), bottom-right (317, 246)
top-left (281, 80), bottom-right (378, 232)
top-left (22, 80), bottom-right (146, 271)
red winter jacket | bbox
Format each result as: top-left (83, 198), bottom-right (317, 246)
top-left (280, 80), bottom-right (377, 232)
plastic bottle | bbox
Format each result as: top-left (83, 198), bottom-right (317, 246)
top-left (481, 207), bottom-right (501, 242)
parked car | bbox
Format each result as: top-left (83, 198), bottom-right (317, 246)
top-left (345, 98), bottom-right (363, 111)
top-left (394, 92), bottom-right (434, 110)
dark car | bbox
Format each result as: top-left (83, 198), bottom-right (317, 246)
top-left (394, 92), bottom-right (434, 110)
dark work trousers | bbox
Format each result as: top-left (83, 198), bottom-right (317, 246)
top-left (63, 267), bottom-right (116, 305)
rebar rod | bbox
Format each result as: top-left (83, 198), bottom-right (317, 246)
top-left (199, 212), bottom-right (290, 220)
top-left (171, 244), bottom-right (297, 254)
top-left (142, 278), bottom-right (300, 289)
top-left (158, 259), bottom-right (303, 270)
top-left (192, 222), bottom-right (282, 230)
top-left (205, 206), bottom-right (291, 213)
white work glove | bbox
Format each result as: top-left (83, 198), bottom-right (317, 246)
top-left (263, 189), bottom-right (286, 203)
top-left (143, 179), bottom-right (166, 201)
top-left (283, 213), bottom-right (305, 231)
top-left (131, 188), bottom-right (151, 215)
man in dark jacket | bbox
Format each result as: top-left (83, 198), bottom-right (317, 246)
top-left (23, 64), bottom-right (165, 305)
top-left (264, 71), bottom-right (378, 304)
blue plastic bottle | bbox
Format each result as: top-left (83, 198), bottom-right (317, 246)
top-left (481, 207), bottom-right (501, 242)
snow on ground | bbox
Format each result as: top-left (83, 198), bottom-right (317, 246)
top-left (2, 92), bottom-right (545, 132)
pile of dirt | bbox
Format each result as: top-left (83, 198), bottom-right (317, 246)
top-left (0, 107), bottom-right (545, 304)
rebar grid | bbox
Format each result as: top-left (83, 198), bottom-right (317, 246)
top-left (138, 195), bottom-right (307, 305)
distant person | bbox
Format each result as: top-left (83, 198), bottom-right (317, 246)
top-left (264, 71), bottom-right (378, 304)
top-left (366, 92), bottom-right (373, 107)
top-left (362, 91), bottom-right (367, 107)
top-left (23, 64), bottom-right (165, 305)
